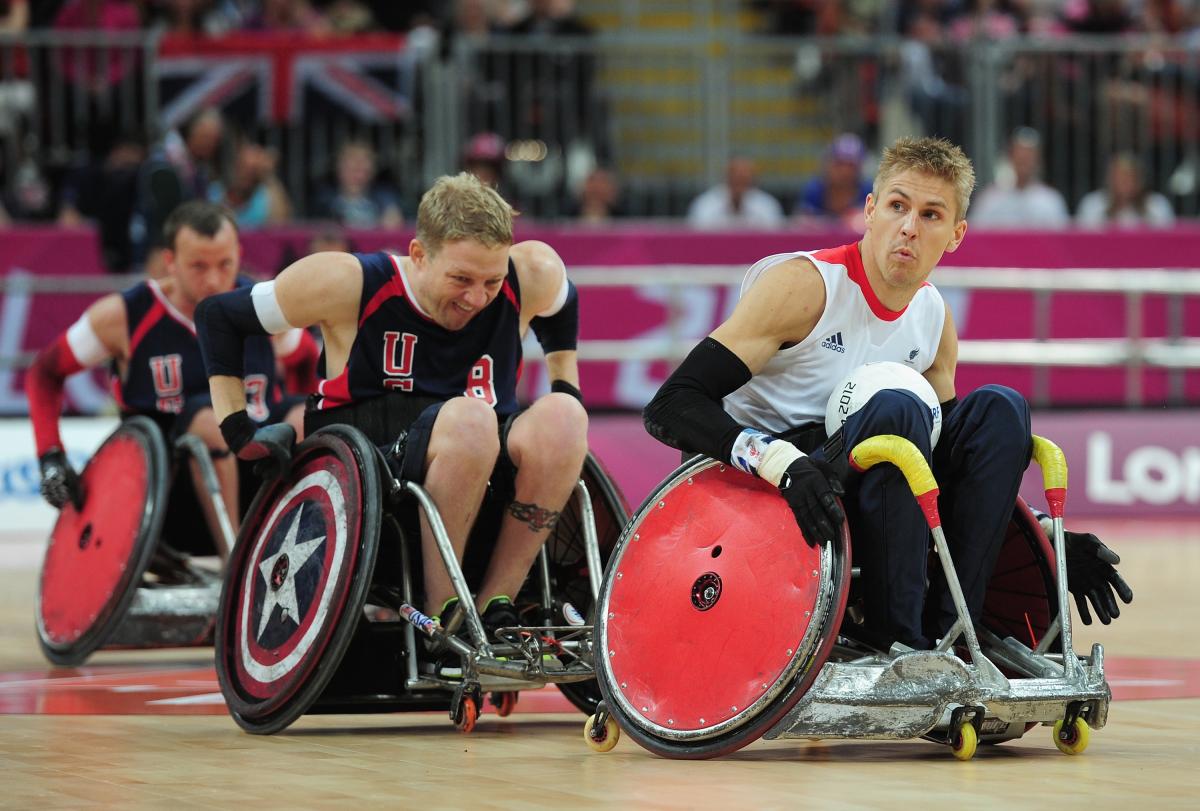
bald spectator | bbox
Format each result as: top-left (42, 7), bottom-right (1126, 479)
top-left (971, 127), bottom-right (1070, 228)
top-left (687, 157), bottom-right (785, 229)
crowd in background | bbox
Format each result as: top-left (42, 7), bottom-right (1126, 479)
top-left (0, 0), bottom-right (1192, 264)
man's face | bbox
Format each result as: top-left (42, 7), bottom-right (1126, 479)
top-left (411, 238), bottom-right (510, 331)
top-left (167, 221), bottom-right (241, 307)
top-left (1010, 141), bottom-right (1039, 185)
top-left (862, 168), bottom-right (966, 293)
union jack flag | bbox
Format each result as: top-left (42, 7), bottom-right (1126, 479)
top-left (156, 32), bottom-right (414, 127)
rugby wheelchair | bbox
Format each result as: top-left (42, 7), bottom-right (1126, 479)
top-left (213, 423), bottom-right (628, 735)
top-left (37, 416), bottom-right (237, 666)
top-left (586, 434), bottom-right (1110, 760)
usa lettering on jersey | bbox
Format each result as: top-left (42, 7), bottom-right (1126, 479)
top-left (149, 354), bottom-right (183, 413)
top-left (382, 331), bottom-right (418, 391)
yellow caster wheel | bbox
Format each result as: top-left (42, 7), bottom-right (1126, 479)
top-left (951, 723), bottom-right (978, 761)
top-left (584, 713), bottom-right (620, 753)
top-left (1053, 718), bottom-right (1090, 755)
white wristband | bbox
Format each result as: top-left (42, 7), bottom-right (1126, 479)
top-left (757, 441), bottom-right (805, 487)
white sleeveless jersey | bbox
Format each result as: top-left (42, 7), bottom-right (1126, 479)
top-left (724, 242), bottom-right (946, 434)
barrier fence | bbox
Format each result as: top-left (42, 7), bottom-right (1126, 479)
top-left (4, 31), bottom-right (1200, 221)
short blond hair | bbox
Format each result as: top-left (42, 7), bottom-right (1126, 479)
top-left (873, 137), bottom-right (976, 221)
top-left (416, 172), bottom-right (514, 254)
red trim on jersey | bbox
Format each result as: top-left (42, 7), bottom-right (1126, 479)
top-left (27, 333), bottom-right (86, 456)
top-left (128, 301), bottom-right (167, 357)
top-left (315, 369), bottom-right (352, 410)
top-left (390, 254), bottom-right (438, 326)
top-left (501, 278), bottom-right (518, 311)
top-left (813, 242), bottom-right (907, 323)
top-left (147, 280), bottom-right (197, 335)
top-left (360, 256), bottom-right (408, 327)
top-left (279, 329), bottom-right (320, 394)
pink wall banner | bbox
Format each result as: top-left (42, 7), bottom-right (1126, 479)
top-left (3, 225), bottom-right (1200, 413)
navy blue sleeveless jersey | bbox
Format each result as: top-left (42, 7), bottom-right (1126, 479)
top-left (315, 252), bottom-right (523, 415)
top-left (118, 278), bottom-right (281, 422)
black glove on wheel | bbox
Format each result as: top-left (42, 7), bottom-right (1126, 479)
top-left (38, 448), bottom-right (82, 510)
top-left (1063, 530), bottom-right (1134, 625)
top-left (220, 411), bottom-right (295, 480)
top-left (778, 456), bottom-right (845, 547)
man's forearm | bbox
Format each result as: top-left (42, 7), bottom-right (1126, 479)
top-left (209, 375), bottom-right (248, 422)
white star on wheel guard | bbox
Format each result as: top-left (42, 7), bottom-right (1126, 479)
top-left (255, 506), bottom-right (327, 641)
top-left (238, 470), bottom-right (349, 685)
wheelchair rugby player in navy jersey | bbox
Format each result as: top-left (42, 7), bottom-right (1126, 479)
top-left (196, 172), bottom-right (624, 734)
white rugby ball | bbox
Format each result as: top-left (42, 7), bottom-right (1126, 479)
top-left (824, 361), bottom-right (942, 446)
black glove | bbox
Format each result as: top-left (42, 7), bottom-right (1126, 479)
top-left (1064, 530), bottom-right (1133, 625)
top-left (220, 411), bottom-right (295, 480)
top-left (778, 455), bottom-right (845, 547)
top-left (39, 448), bottom-right (83, 510)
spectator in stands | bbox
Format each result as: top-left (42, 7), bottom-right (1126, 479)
top-left (503, 1), bottom-right (597, 155)
top-left (0, 1), bottom-right (28, 32)
top-left (312, 140), bottom-right (404, 228)
top-left (795, 133), bottom-right (872, 228)
top-left (947, 0), bottom-right (1026, 40)
top-left (687, 156), bottom-right (785, 229)
top-left (242, 0), bottom-right (329, 34)
top-left (58, 131), bottom-right (146, 271)
top-left (462, 131), bottom-right (511, 196)
top-left (208, 140), bottom-right (292, 228)
top-left (1076, 152), bottom-right (1175, 229)
top-left (132, 107), bottom-right (225, 274)
top-left (1062, 0), bottom-right (1137, 33)
top-left (149, 0), bottom-right (249, 36)
top-left (970, 127), bottom-right (1070, 228)
top-left (567, 166), bottom-right (624, 224)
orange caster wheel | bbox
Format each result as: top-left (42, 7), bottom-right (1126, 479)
top-left (491, 691), bottom-right (518, 718)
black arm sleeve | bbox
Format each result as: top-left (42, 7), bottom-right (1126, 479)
top-left (642, 337), bottom-right (753, 461)
top-left (195, 287), bottom-right (269, 378)
top-left (530, 280), bottom-right (579, 353)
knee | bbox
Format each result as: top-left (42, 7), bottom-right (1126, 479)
top-left (846, 389), bottom-right (934, 454)
top-left (186, 408), bottom-right (228, 452)
top-left (433, 397), bottom-right (500, 459)
top-left (510, 393), bottom-right (588, 468)
top-left (964, 385), bottom-right (1031, 439)
top-left (971, 384), bottom-right (1030, 424)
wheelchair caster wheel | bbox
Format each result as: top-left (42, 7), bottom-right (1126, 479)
top-left (451, 683), bottom-right (482, 733)
top-left (1053, 717), bottom-right (1090, 755)
top-left (951, 723), bottom-right (978, 761)
top-left (584, 713), bottom-right (620, 753)
top-left (491, 691), bottom-right (517, 718)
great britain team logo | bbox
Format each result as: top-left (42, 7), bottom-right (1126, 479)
top-left (235, 470), bottom-right (350, 697)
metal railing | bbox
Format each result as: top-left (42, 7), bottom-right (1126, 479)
top-left (4, 31), bottom-right (1200, 222)
top-left (5, 266), bottom-right (1198, 408)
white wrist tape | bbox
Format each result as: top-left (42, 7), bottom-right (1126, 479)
top-left (66, 314), bottom-right (112, 366)
top-left (756, 441), bottom-right (805, 487)
top-left (251, 281), bottom-right (295, 335)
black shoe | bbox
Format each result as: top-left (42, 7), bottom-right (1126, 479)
top-left (480, 596), bottom-right (520, 643)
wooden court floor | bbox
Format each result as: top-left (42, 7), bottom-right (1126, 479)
top-left (2, 519), bottom-right (1198, 810)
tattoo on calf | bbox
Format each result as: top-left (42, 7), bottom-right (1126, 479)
top-left (508, 499), bottom-right (561, 532)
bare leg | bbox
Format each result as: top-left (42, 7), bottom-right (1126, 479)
top-left (476, 393), bottom-right (588, 609)
top-left (419, 397), bottom-right (500, 614)
top-left (185, 407), bottom-right (238, 560)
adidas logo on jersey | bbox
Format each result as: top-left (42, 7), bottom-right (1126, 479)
top-left (821, 332), bottom-right (846, 353)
